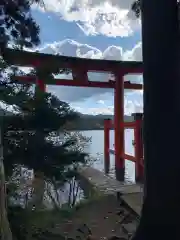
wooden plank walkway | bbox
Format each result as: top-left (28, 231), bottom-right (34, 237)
top-left (78, 166), bottom-right (143, 216)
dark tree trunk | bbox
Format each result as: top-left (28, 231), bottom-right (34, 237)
top-left (133, 0), bottom-right (180, 239)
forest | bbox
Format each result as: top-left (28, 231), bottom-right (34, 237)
top-left (65, 114), bottom-right (134, 130)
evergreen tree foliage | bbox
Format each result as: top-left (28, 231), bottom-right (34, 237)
top-left (132, 0), bottom-right (180, 18)
top-left (131, 0), bottom-right (141, 18)
top-left (3, 90), bottom-right (88, 182)
top-left (0, 0), bottom-right (40, 50)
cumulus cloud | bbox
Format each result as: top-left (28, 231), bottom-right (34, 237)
top-left (37, 39), bottom-right (102, 58)
top-left (33, 0), bottom-right (140, 37)
top-left (123, 41), bottom-right (142, 61)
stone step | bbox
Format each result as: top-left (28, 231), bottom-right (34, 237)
top-left (122, 223), bottom-right (137, 235)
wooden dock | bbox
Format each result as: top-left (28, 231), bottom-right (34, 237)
top-left (78, 166), bottom-right (143, 216)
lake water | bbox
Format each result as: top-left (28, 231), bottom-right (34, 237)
top-left (82, 129), bottom-right (135, 183)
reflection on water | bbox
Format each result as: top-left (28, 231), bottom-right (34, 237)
top-left (82, 130), bottom-right (135, 183)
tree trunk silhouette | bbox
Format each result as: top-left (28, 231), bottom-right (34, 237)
top-left (26, 172), bottom-right (45, 240)
top-left (29, 171), bottom-right (45, 210)
top-left (0, 127), bottom-right (13, 240)
top-left (133, 0), bottom-right (180, 239)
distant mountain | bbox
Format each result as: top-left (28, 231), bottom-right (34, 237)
top-left (66, 113), bottom-right (134, 130)
top-left (0, 104), bottom-right (134, 131)
top-left (81, 114), bottom-right (133, 122)
top-left (79, 113), bottom-right (133, 121)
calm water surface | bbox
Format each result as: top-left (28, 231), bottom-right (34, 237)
top-left (82, 130), bottom-right (135, 183)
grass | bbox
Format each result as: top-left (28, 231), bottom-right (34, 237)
top-left (26, 193), bottom-right (105, 231)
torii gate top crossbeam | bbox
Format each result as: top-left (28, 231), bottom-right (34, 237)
top-left (2, 48), bottom-right (143, 74)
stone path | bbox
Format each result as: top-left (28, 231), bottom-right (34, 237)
top-left (36, 167), bottom-right (143, 240)
top-left (52, 195), bottom-right (139, 240)
top-left (78, 167), bottom-right (143, 216)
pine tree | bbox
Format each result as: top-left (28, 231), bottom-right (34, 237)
top-left (0, 0), bottom-right (40, 50)
top-left (4, 89), bottom-right (88, 206)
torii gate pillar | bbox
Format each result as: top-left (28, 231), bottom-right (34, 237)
top-left (114, 73), bottom-right (125, 181)
top-left (132, 112), bottom-right (144, 182)
top-left (36, 79), bottom-right (46, 92)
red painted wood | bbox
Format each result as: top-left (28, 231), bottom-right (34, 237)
top-left (36, 79), bottom-right (46, 92)
top-left (114, 73), bottom-right (125, 172)
top-left (134, 119), bottom-right (144, 181)
top-left (13, 76), bottom-right (143, 90)
top-left (123, 154), bottom-right (136, 162)
top-left (104, 119), bottom-right (111, 165)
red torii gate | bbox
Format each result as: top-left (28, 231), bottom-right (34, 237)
top-left (104, 114), bottom-right (144, 182)
top-left (2, 48), bottom-right (143, 181)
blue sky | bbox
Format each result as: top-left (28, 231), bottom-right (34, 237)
top-left (31, 1), bottom-right (143, 115)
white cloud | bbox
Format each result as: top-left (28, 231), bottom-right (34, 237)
top-left (97, 100), bottom-right (105, 105)
top-left (73, 106), bottom-right (114, 115)
top-left (37, 39), bottom-right (102, 58)
top-left (33, 0), bottom-right (140, 37)
top-left (36, 38), bottom-right (142, 62)
top-left (123, 41), bottom-right (142, 61)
